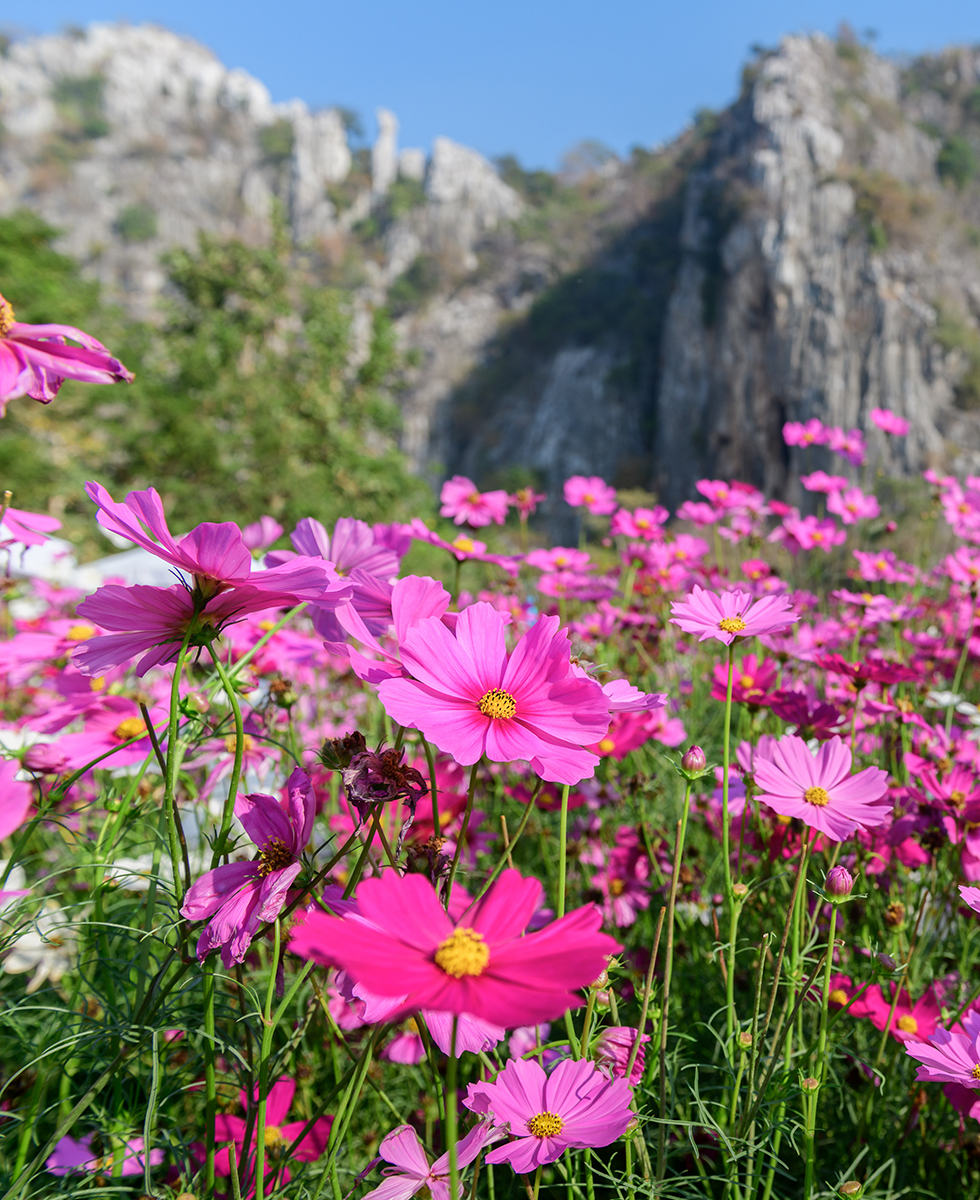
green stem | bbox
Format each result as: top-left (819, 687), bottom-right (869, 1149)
top-left (423, 737), bottom-right (440, 842)
top-left (255, 919), bottom-right (282, 1200)
top-left (444, 761), bottom-right (480, 908)
top-left (817, 905), bottom-right (839, 1081)
top-left (164, 632), bottom-right (194, 901)
top-left (203, 960), bottom-right (217, 1194)
top-left (948, 624), bottom-right (973, 734)
top-left (557, 783), bottom-right (571, 918)
top-left (474, 783), bottom-right (540, 901)
top-left (208, 642), bottom-right (247, 866)
top-left (721, 640), bottom-right (737, 1043)
top-left (447, 1016), bottom-right (460, 1200)
top-left (656, 819), bottom-right (684, 1187)
top-left (343, 807), bottom-right (384, 899)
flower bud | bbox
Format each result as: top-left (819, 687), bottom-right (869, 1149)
top-left (23, 743), bottom-right (68, 774)
top-left (737, 1030), bottom-right (753, 1049)
top-left (681, 745), bottom-right (707, 773)
top-left (800, 1076), bottom-right (820, 1093)
top-left (185, 690), bottom-right (209, 714)
top-left (839, 1182), bottom-right (862, 1197)
top-left (732, 882), bottom-right (748, 898)
top-left (826, 865), bottom-right (854, 901)
top-left (884, 902), bottom-right (905, 929)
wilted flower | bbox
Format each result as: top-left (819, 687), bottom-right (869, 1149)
top-left (341, 743), bottom-right (428, 825)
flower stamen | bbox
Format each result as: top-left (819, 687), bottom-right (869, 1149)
top-left (434, 927), bottom-right (489, 977)
top-left (258, 837), bottom-right (294, 876)
top-left (719, 616), bottom-right (747, 634)
top-left (0, 296), bottom-right (15, 337)
top-left (113, 716), bottom-right (146, 741)
top-left (480, 688), bottom-right (517, 719)
top-left (804, 786), bottom-right (830, 807)
top-left (527, 1111), bottom-right (564, 1138)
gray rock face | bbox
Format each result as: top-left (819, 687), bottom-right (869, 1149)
top-left (372, 108), bottom-right (399, 194)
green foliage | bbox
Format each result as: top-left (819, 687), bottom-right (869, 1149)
top-left (934, 305), bottom-right (980, 409)
top-left (937, 135), bottom-right (979, 189)
top-left (384, 176), bottom-right (426, 219)
top-left (258, 118), bottom-right (295, 165)
top-left (966, 86), bottom-right (980, 122)
top-left (387, 255), bottom-right (441, 317)
top-left (51, 74), bottom-right (109, 140)
top-left (113, 204), bottom-right (157, 243)
top-left (0, 211), bottom-right (429, 550)
top-left (849, 169), bottom-right (930, 250)
top-left (494, 154), bottom-right (559, 206)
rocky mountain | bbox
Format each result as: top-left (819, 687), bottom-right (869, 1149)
top-left (4, 23), bottom-right (980, 518)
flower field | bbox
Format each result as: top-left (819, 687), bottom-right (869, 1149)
top-left (3, 305), bottom-right (980, 1198)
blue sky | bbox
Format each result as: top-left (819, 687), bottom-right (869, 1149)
top-left (9, 0), bottom-right (980, 169)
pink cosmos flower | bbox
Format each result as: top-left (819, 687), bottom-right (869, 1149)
top-left (51, 695), bottom-right (165, 770)
top-left (610, 506), bottom-right (669, 540)
top-left (959, 884), bottom-right (980, 915)
top-left (46, 1134), bottom-right (163, 1177)
top-left (866, 983), bottom-right (944, 1043)
top-left (361, 1123), bottom-right (496, 1200)
top-left (591, 826), bottom-right (650, 925)
top-left (852, 549), bottom-right (916, 584)
top-left (407, 519), bottom-right (521, 574)
top-left (1, 507), bottom-right (62, 548)
top-left (510, 486), bottom-right (546, 520)
top-left (181, 768), bottom-right (314, 967)
top-left (563, 476), bottom-right (618, 515)
top-left (525, 546), bottom-right (592, 572)
top-left (289, 868), bottom-right (622, 1027)
top-left (464, 1057), bottom-right (633, 1172)
top-left (376, 602), bottom-right (610, 785)
top-left (752, 735), bottom-right (889, 841)
top-left (267, 516), bottom-right (401, 580)
top-left (944, 547), bottom-right (980, 587)
top-left (241, 516), bottom-right (284, 553)
top-left (870, 408), bottom-right (910, 436)
top-left (594, 1026), bottom-right (650, 1085)
top-left (710, 653), bottom-right (778, 705)
top-left (0, 290), bottom-right (134, 412)
top-left (439, 475), bottom-right (510, 527)
top-left (676, 500), bottom-right (718, 527)
top-left (826, 426), bottom-right (867, 466)
top-left (211, 1077), bottom-right (333, 1183)
top-left (669, 585), bottom-right (797, 646)
top-left (827, 487), bottom-right (880, 525)
top-left (783, 419), bottom-right (828, 447)
top-left (904, 1009), bottom-right (980, 1088)
top-left (778, 515), bottom-right (847, 553)
top-left (0, 758), bottom-right (33, 842)
top-left (800, 471), bottom-right (850, 494)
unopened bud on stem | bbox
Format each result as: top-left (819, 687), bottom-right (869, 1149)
top-left (681, 745), bottom-right (707, 773)
top-left (826, 865), bottom-right (854, 901)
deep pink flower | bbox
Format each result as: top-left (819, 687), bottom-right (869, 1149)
top-left (611, 506), bottom-right (669, 539)
top-left (407, 519), bottom-right (521, 574)
top-left (594, 1026), bottom-right (650, 1085)
top-left (676, 500), bottom-right (718, 527)
top-left (768, 690), bottom-right (844, 740)
top-left (361, 1123), bottom-right (496, 1200)
top-left (826, 426), bottom-right (867, 466)
top-left (439, 475), bottom-right (510, 527)
top-left (710, 653), bottom-right (778, 705)
top-left (563, 476), bottom-right (618, 515)
top-left (0, 291), bottom-right (133, 411)
top-left (0, 758), bottom-right (33, 842)
top-left (783, 419), bottom-right (828, 447)
top-left (525, 546), bottom-right (592, 573)
top-left (779, 515), bottom-right (847, 553)
top-left (464, 1057), bottom-right (633, 1172)
top-left (181, 768), bottom-right (314, 967)
top-left (49, 695), bottom-right (165, 770)
top-left (376, 602), bottom-right (610, 785)
top-left (241, 516), bottom-right (283, 552)
top-left (289, 868), bottom-right (622, 1027)
top-left (669, 585), bottom-right (797, 646)
top-left (866, 983), bottom-right (945, 1043)
top-left (852, 549), bottom-right (917, 584)
top-left (800, 471), bottom-right (849, 494)
top-left (827, 487), bottom-right (880, 525)
top-left (212, 1077), bottom-right (332, 1183)
top-left (870, 408), bottom-right (910, 436)
top-left (904, 1009), bottom-right (980, 1087)
top-left (752, 735), bottom-right (889, 840)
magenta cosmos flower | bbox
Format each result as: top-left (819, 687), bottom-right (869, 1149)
top-left (46, 1134), bottom-right (162, 1177)
top-left (211, 1077), bottom-right (332, 1183)
top-left (563, 475), bottom-right (618, 515)
top-left (439, 475), bottom-right (510, 527)
top-left (669, 585), bottom-right (797, 646)
top-left (362, 1123), bottom-right (496, 1200)
top-left (376, 602), bottom-right (610, 785)
top-left (181, 768), bottom-right (313, 967)
top-left (289, 868), bottom-right (621, 1027)
top-left (905, 1009), bottom-right (980, 1088)
top-left (752, 735), bottom-right (889, 841)
top-left (0, 291), bottom-right (133, 412)
top-left (464, 1057), bottom-right (633, 1172)
top-left (827, 487), bottom-right (880, 525)
top-left (870, 407), bottom-right (910, 436)
top-left (0, 758), bottom-right (33, 842)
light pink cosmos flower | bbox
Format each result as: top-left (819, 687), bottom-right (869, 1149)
top-left (439, 475), bottom-right (510, 527)
top-left (563, 475), bottom-right (618, 515)
top-left (0, 758), bottom-right (32, 841)
top-left (669, 585), bottom-right (797, 646)
top-left (407, 519), bottom-right (521, 574)
top-left (826, 426), bottom-right (867, 466)
top-left (827, 487), bottom-right (880, 525)
top-left (800, 471), bottom-right (850, 494)
top-left (289, 868), bottom-right (622, 1027)
top-left (0, 507), bottom-right (62, 548)
top-left (676, 500), bottom-right (719, 527)
top-left (904, 1009), bottom-right (980, 1088)
top-left (0, 290), bottom-right (133, 412)
top-left (241, 515), bottom-right (283, 553)
top-left (783, 419), bottom-right (828, 447)
top-left (376, 602), bottom-right (610, 785)
top-left (752, 735), bottom-right (889, 841)
top-left (510, 486), bottom-right (546, 520)
top-left (464, 1057), bottom-right (633, 1172)
top-left (610, 505), bottom-right (668, 539)
top-left (959, 884), bottom-right (980, 916)
top-left (267, 516), bottom-right (402, 580)
top-left (852, 549), bottom-right (917, 584)
top-left (361, 1123), bottom-right (497, 1200)
top-left (870, 408), bottom-right (910, 436)
top-left (594, 1026), bottom-right (650, 1085)
top-left (778, 515), bottom-right (847, 553)
top-left (181, 768), bottom-right (314, 967)
top-left (525, 546), bottom-right (592, 572)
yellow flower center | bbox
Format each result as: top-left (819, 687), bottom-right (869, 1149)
top-left (225, 734), bottom-right (255, 754)
top-left (453, 536), bottom-right (475, 553)
top-left (598, 737), bottom-right (615, 753)
top-left (479, 688), bottom-right (516, 719)
top-left (468, 491), bottom-right (482, 504)
top-left (66, 623), bottom-right (97, 641)
top-left (527, 1111), bottom-right (564, 1138)
top-left (972, 1064), bottom-right (980, 1081)
top-left (829, 988), bottom-right (848, 1006)
top-left (264, 1124), bottom-right (286, 1153)
top-left (258, 620), bottom-right (276, 631)
top-left (258, 837), bottom-right (294, 876)
top-left (897, 1015), bottom-right (918, 1034)
top-left (434, 927), bottom-right (489, 978)
top-left (740, 675), bottom-right (755, 688)
top-left (804, 786), bottom-right (830, 807)
top-left (0, 297), bottom-right (14, 336)
top-left (583, 493), bottom-right (595, 504)
top-left (113, 716), bottom-right (146, 741)
top-left (90, 676), bottom-right (105, 692)
top-left (609, 878), bottom-right (626, 896)
top-left (775, 813), bottom-right (792, 825)
top-left (718, 616), bottom-right (747, 635)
